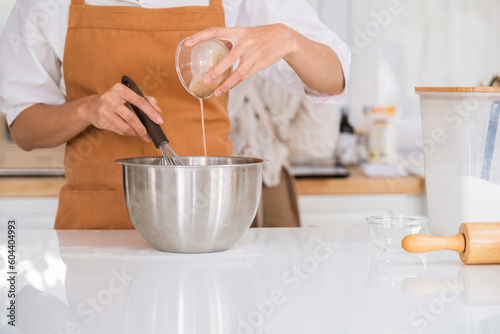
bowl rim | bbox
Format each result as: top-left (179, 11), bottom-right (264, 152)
top-left (366, 214), bottom-right (429, 225)
top-left (115, 156), bottom-right (267, 168)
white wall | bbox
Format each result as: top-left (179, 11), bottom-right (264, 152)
top-left (0, 0), bottom-right (16, 34)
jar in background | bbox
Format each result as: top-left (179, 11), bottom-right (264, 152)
top-left (368, 106), bottom-right (396, 164)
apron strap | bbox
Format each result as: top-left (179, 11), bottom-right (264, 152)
top-left (209, 0), bottom-right (223, 9)
top-left (71, 0), bottom-right (220, 9)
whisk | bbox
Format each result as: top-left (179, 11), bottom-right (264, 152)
top-left (121, 76), bottom-right (187, 166)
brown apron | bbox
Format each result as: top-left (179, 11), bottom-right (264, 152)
top-left (252, 168), bottom-right (301, 228)
top-left (55, 0), bottom-right (232, 229)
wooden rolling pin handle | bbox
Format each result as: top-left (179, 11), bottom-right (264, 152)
top-left (402, 233), bottom-right (466, 254)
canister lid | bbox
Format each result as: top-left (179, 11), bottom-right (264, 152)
top-left (415, 87), bottom-right (500, 93)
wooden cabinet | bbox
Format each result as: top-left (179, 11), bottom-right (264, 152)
top-left (295, 168), bottom-right (426, 227)
top-left (0, 197), bottom-right (58, 229)
top-left (299, 194), bottom-right (426, 227)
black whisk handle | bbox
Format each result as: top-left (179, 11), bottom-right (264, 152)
top-left (121, 75), bottom-right (168, 148)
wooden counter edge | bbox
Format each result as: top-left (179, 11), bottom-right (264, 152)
top-left (0, 171), bottom-right (425, 197)
top-left (296, 173), bottom-right (424, 195)
top-left (0, 177), bottom-right (65, 197)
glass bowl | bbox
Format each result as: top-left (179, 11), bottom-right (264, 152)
top-left (175, 38), bottom-right (231, 99)
top-left (366, 214), bottom-right (429, 252)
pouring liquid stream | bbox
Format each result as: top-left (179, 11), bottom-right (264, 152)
top-left (199, 98), bottom-right (208, 165)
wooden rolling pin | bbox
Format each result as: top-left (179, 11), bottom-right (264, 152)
top-left (402, 223), bottom-right (500, 264)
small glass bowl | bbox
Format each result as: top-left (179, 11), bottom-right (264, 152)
top-left (175, 38), bottom-right (231, 99)
top-left (366, 214), bottom-right (429, 252)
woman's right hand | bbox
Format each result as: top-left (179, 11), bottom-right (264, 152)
top-left (80, 83), bottom-right (163, 142)
top-left (10, 83), bottom-right (163, 151)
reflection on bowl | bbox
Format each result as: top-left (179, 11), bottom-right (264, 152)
top-left (366, 214), bottom-right (429, 252)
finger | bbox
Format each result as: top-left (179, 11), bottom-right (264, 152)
top-left (216, 78), bottom-right (244, 96)
top-left (185, 27), bottom-right (235, 46)
top-left (114, 104), bottom-right (150, 139)
top-left (123, 102), bottom-right (151, 141)
top-left (102, 113), bottom-right (134, 136)
top-left (220, 39), bottom-right (233, 51)
top-left (107, 122), bottom-right (131, 137)
top-left (203, 49), bottom-right (240, 86)
top-left (118, 85), bottom-right (163, 125)
top-left (214, 62), bottom-right (264, 97)
top-left (110, 115), bottom-right (151, 142)
top-left (213, 58), bottom-right (256, 96)
top-left (145, 96), bottom-right (162, 113)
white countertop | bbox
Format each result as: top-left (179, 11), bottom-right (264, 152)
top-left (1, 226), bottom-right (499, 334)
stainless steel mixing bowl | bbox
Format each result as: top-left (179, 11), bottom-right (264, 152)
top-left (115, 156), bottom-right (265, 253)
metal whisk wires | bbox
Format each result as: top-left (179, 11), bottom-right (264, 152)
top-left (159, 142), bottom-right (187, 166)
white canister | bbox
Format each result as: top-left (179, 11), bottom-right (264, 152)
top-left (416, 87), bottom-right (500, 236)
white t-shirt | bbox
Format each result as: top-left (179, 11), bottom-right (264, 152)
top-left (0, 0), bottom-right (351, 126)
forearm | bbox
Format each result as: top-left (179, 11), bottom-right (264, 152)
top-left (282, 24), bottom-right (345, 96)
top-left (10, 83), bottom-right (162, 151)
top-left (10, 97), bottom-right (93, 151)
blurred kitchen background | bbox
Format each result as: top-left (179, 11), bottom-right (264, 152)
top-left (1, 0), bottom-right (500, 228)
top-left (2, 0), bottom-right (500, 170)
top-left (0, 0), bottom-right (500, 170)
top-left (312, 0), bottom-right (500, 162)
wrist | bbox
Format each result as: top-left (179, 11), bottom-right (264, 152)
top-left (75, 94), bottom-right (97, 126)
top-left (279, 24), bottom-right (301, 62)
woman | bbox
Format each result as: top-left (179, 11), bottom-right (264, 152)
top-left (0, 0), bottom-right (350, 229)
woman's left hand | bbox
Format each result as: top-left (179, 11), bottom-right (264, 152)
top-left (185, 24), bottom-right (295, 97)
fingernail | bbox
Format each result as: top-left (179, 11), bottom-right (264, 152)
top-left (143, 135), bottom-right (151, 142)
top-left (156, 116), bottom-right (163, 124)
top-left (185, 38), bottom-right (193, 46)
top-left (214, 89), bottom-right (223, 97)
top-left (204, 76), bottom-right (213, 84)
